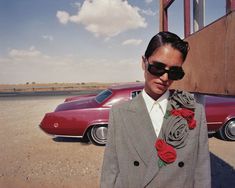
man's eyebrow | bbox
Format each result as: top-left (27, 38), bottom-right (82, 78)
top-left (151, 61), bottom-right (166, 65)
top-left (151, 61), bottom-right (182, 68)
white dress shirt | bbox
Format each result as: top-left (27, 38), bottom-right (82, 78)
top-left (142, 89), bottom-right (169, 137)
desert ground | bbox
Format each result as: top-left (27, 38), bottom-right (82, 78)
top-left (0, 95), bottom-right (235, 188)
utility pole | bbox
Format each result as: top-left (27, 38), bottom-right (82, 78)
top-left (193, 0), bottom-right (205, 32)
top-left (193, 0), bottom-right (205, 104)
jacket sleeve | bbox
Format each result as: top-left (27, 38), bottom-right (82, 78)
top-left (194, 104), bottom-right (211, 188)
top-left (100, 107), bottom-right (119, 188)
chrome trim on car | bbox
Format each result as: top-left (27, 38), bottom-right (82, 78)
top-left (207, 122), bottom-right (223, 125)
top-left (53, 135), bottom-right (83, 138)
top-left (208, 131), bottom-right (216, 134)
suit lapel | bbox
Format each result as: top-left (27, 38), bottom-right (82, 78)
top-left (142, 105), bottom-right (170, 187)
top-left (122, 93), bottom-right (174, 187)
top-left (142, 150), bottom-right (160, 187)
top-left (122, 94), bottom-right (157, 166)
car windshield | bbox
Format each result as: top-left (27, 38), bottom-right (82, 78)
top-left (131, 90), bottom-right (142, 99)
top-left (95, 89), bottom-right (113, 103)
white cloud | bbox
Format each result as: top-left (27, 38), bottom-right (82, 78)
top-left (42, 35), bottom-right (54, 41)
top-left (56, 11), bottom-right (70, 24)
top-left (70, 57), bottom-right (143, 82)
top-left (145, 0), bottom-right (153, 4)
top-left (0, 47), bottom-right (143, 84)
top-left (141, 9), bottom-right (156, 16)
top-left (56, 0), bottom-right (147, 38)
top-left (122, 39), bottom-right (143, 46)
top-left (7, 46), bottom-right (71, 67)
top-left (9, 46), bottom-right (42, 59)
top-left (71, 2), bottom-right (81, 9)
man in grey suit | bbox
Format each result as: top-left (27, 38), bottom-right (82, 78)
top-left (100, 31), bottom-right (211, 188)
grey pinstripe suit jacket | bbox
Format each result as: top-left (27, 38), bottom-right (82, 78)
top-left (100, 93), bottom-right (211, 188)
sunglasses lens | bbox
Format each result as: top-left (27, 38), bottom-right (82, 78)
top-left (148, 64), bottom-right (165, 77)
top-left (147, 63), bottom-right (184, 80)
top-left (168, 67), bottom-right (185, 80)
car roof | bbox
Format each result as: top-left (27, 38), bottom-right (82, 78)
top-left (205, 95), bottom-right (235, 104)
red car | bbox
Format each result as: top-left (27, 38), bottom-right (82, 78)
top-left (39, 83), bottom-right (143, 146)
top-left (39, 83), bottom-right (235, 145)
top-left (205, 95), bottom-right (235, 141)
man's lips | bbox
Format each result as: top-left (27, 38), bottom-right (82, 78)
top-left (155, 82), bottom-right (167, 87)
top-left (154, 82), bottom-right (168, 89)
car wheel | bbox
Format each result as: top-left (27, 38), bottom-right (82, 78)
top-left (88, 125), bottom-right (108, 146)
top-left (218, 119), bottom-right (235, 141)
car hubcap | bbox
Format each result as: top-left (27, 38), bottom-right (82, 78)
top-left (225, 120), bottom-right (235, 140)
top-left (91, 125), bottom-right (108, 145)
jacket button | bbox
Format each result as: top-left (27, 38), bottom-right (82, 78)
top-left (178, 161), bottom-right (184, 167)
top-left (134, 161), bottom-right (139, 166)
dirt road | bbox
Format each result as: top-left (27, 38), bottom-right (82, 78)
top-left (0, 96), bottom-right (234, 188)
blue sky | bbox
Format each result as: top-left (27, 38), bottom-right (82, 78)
top-left (0, 0), bottom-right (226, 84)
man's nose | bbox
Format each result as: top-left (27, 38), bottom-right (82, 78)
top-left (160, 72), bottom-right (169, 81)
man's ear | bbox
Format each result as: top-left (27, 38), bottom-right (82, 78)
top-left (142, 56), bottom-right (146, 70)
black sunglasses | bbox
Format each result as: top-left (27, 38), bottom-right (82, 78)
top-left (145, 60), bottom-right (185, 80)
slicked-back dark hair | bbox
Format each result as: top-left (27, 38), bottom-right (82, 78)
top-left (144, 31), bottom-right (189, 61)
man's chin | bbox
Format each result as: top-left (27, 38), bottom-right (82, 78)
top-left (150, 87), bottom-right (167, 98)
top-left (153, 85), bottom-right (167, 94)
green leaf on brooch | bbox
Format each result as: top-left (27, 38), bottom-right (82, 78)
top-left (158, 159), bottom-right (166, 168)
top-left (164, 110), bottom-right (171, 119)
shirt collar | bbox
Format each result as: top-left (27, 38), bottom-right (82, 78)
top-left (142, 89), bottom-right (169, 114)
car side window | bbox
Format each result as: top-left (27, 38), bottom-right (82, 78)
top-left (95, 89), bottom-right (113, 103)
top-left (131, 90), bottom-right (142, 99)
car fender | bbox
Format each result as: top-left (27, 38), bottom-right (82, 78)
top-left (223, 115), bottom-right (235, 126)
top-left (83, 120), bottom-right (109, 137)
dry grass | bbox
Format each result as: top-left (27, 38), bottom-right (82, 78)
top-left (0, 82), bottom-right (113, 93)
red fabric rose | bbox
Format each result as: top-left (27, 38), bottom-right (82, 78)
top-left (171, 108), bottom-right (194, 118)
top-left (188, 119), bottom-right (196, 129)
top-left (155, 139), bottom-right (177, 164)
top-left (171, 108), bottom-right (196, 129)
top-left (171, 109), bottom-right (182, 116)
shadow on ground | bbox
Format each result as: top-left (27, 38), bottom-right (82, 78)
top-left (211, 153), bottom-right (235, 188)
top-left (52, 136), bottom-right (90, 145)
